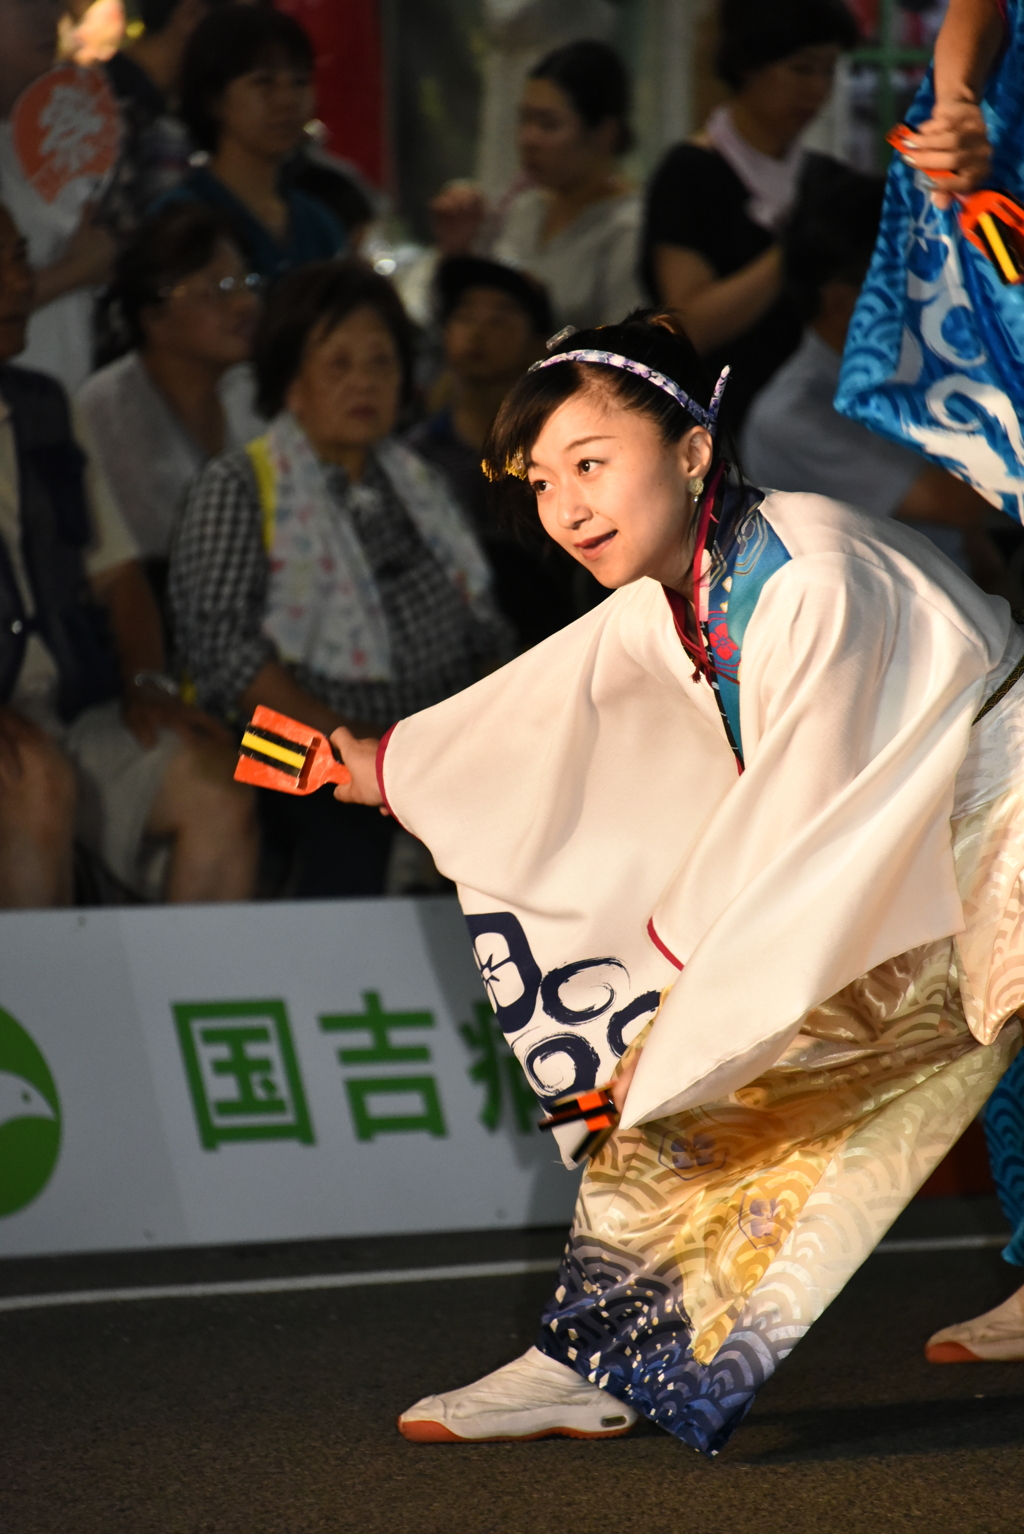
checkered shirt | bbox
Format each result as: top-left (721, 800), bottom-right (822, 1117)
top-left (169, 444), bottom-right (512, 731)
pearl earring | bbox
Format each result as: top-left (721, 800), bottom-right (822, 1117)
top-left (688, 475), bottom-right (705, 498)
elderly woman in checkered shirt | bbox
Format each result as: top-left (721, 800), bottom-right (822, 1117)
top-left (169, 259), bottom-right (512, 897)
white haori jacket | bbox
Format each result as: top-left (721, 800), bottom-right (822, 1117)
top-left (377, 491), bottom-right (1014, 1154)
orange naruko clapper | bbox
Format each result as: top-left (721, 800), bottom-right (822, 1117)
top-left (234, 705), bottom-right (353, 796)
top-left (538, 1086), bottom-right (620, 1159)
top-left (887, 123), bottom-right (1024, 285)
top-left (957, 190), bottom-right (1024, 284)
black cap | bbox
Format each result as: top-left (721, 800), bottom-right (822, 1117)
top-left (436, 256), bottom-right (554, 338)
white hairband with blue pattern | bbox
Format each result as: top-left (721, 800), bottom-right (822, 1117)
top-left (528, 348), bottom-right (730, 435)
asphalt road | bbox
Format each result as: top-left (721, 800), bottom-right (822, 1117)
top-left (1, 1197), bottom-right (1022, 1534)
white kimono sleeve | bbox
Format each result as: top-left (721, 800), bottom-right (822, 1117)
top-left (625, 549), bottom-right (1008, 1128)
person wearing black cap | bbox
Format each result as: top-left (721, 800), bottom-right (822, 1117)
top-left (407, 256), bottom-right (582, 647)
top-left (641, 0), bottom-right (859, 430)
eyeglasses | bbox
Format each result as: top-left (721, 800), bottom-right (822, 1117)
top-left (160, 273), bottom-right (265, 304)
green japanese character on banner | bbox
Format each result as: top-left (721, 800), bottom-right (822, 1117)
top-left (460, 1001), bottom-right (535, 1133)
top-left (321, 992), bottom-right (448, 1141)
top-left (174, 1000), bottom-right (314, 1150)
top-left (344, 1075), bottom-right (448, 1141)
top-left (320, 991), bottom-right (433, 1063)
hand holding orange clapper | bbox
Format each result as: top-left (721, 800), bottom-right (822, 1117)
top-left (233, 706), bottom-right (352, 795)
top-left (888, 122), bottom-right (1024, 283)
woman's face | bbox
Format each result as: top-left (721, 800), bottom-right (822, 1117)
top-left (528, 388), bottom-right (713, 591)
top-left (739, 44), bottom-right (840, 143)
top-left (143, 239), bottom-right (258, 367)
top-left (216, 51), bottom-right (314, 162)
top-left (517, 77), bottom-right (618, 190)
top-left (286, 305), bottom-right (402, 459)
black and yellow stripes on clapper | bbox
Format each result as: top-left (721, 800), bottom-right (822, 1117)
top-left (238, 724), bottom-right (311, 779)
top-left (977, 210), bottom-right (1024, 284)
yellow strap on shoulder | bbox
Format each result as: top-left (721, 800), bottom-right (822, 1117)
top-left (245, 436), bottom-right (277, 551)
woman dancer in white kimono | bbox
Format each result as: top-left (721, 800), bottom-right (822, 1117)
top-left (332, 313), bottom-right (1024, 1456)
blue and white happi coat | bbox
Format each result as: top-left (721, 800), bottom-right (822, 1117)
top-left (836, 0), bottom-right (1024, 522)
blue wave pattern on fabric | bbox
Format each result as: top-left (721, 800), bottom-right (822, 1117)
top-left (984, 1047), bottom-right (1024, 1266)
top-left (835, 1), bottom-right (1024, 522)
top-left (536, 1236), bottom-right (772, 1456)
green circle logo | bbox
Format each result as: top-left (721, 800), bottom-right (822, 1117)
top-left (0, 1006), bottom-right (61, 1217)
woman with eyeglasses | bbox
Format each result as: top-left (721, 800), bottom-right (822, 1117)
top-left (76, 203), bottom-right (263, 606)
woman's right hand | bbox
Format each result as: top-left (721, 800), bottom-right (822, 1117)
top-left (430, 182), bottom-right (488, 256)
top-left (330, 726), bottom-right (386, 810)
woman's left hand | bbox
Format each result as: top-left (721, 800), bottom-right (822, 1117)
top-left (330, 726), bottom-right (387, 810)
top-left (900, 101), bottom-right (992, 207)
top-left (122, 684), bottom-right (232, 751)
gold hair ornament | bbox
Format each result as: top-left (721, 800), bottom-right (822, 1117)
top-left (481, 449), bottom-right (527, 482)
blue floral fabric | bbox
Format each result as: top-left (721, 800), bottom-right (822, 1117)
top-left (704, 492), bottom-right (791, 764)
top-left (836, 1), bottom-right (1024, 523)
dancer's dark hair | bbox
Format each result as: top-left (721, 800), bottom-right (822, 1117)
top-left (484, 311), bottom-right (724, 524)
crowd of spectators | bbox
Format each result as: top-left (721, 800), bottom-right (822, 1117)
top-left (0, 0), bottom-right (1018, 911)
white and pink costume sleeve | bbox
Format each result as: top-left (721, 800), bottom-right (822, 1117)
top-left (377, 492), bottom-right (1011, 1158)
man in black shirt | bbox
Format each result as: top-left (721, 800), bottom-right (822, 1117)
top-left (408, 256), bottom-right (589, 647)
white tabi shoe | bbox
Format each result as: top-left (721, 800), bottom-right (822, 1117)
top-left (397, 1345), bottom-right (638, 1443)
top-left (925, 1285), bottom-right (1024, 1362)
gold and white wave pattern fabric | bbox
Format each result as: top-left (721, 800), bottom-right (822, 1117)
top-left (536, 782), bottom-right (1024, 1456)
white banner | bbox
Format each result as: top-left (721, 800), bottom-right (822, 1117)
top-left (0, 899), bottom-right (578, 1258)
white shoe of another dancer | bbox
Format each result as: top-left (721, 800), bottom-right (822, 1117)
top-left (397, 1346), bottom-right (639, 1442)
top-left (925, 1284), bottom-right (1024, 1362)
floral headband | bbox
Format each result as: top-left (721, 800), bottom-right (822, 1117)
top-left (483, 331), bottom-right (730, 481)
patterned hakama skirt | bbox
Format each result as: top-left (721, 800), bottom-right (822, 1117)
top-left (535, 784), bottom-right (1024, 1455)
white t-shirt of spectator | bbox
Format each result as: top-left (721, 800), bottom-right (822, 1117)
top-left (740, 327), bottom-right (972, 568)
top-left (0, 122), bottom-right (97, 395)
top-left (741, 327), bottom-right (925, 515)
top-left (493, 186), bottom-right (644, 332)
top-left (77, 354), bottom-right (264, 558)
